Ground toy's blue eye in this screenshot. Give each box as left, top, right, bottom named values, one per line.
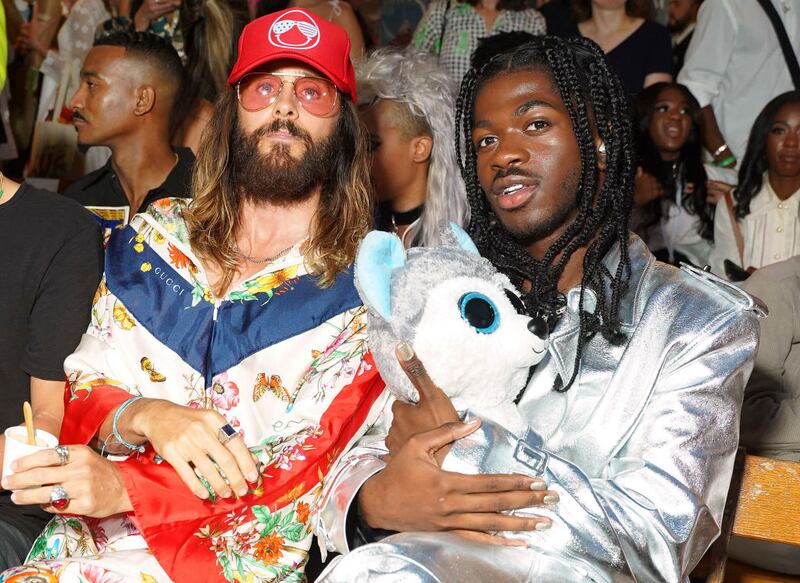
left=459, top=292, right=500, bottom=334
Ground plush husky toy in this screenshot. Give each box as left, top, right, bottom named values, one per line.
left=316, top=227, right=588, bottom=581
left=354, top=223, right=549, bottom=424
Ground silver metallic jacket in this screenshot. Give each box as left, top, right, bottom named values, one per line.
left=314, top=236, right=763, bottom=583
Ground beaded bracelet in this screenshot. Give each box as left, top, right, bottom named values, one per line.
left=714, top=154, right=737, bottom=168
left=111, top=395, right=146, bottom=453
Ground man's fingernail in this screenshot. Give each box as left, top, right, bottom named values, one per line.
left=222, top=490, right=232, bottom=499
left=530, top=480, right=546, bottom=491
left=238, top=487, right=248, bottom=497
left=247, top=472, right=258, bottom=483
left=464, top=419, right=480, bottom=426
left=10, top=492, right=18, bottom=504
left=543, top=493, right=560, bottom=505
left=396, top=342, right=414, bottom=361
left=535, top=521, right=552, bottom=531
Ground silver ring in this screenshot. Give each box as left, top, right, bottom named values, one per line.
left=217, top=423, right=239, bottom=445
left=54, top=445, right=70, bottom=466
left=49, top=485, right=70, bottom=510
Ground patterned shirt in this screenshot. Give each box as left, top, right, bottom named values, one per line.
left=413, top=1, right=546, bottom=82
left=0, top=198, right=387, bottom=583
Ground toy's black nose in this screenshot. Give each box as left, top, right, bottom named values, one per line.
left=528, top=316, right=549, bottom=340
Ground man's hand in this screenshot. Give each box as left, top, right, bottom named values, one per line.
left=2, top=445, right=132, bottom=518
left=15, top=22, right=48, bottom=57
left=366, top=343, right=557, bottom=545
left=133, top=0, right=181, bottom=32
left=706, top=179, right=733, bottom=205
left=386, top=342, right=459, bottom=461
left=130, top=400, right=259, bottom=500
left=360, top=422, right=555, bottom=545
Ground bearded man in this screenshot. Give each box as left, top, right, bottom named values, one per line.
left=0, top=9, right=386, bottom=583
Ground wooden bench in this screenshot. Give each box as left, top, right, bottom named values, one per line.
left=700, top=453, right=800, bottom=583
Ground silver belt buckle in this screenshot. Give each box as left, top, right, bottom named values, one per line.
left=514, top=439, right=549, bottom=475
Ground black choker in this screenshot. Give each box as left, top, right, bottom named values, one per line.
left=391, top=205, right=424, bottom=226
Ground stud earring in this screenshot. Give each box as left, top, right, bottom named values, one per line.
left=598, top=142, right=606, bottom=154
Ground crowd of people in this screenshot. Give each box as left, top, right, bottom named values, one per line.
left=0, top=0, right=798, bottom=581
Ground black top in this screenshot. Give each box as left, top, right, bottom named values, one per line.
left=605, top=20, right=673, bottom=98
left=0, top=184, right=103, bottom=431
left=64, top=147, right=195, bottom=214
left=0, top=185, right=102, bottom=549
left=540, top=0, right=579, bottom=38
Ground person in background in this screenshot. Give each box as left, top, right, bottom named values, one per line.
left=16, top=0, right=120, bottom=119
left=574, top=0, right=672, bottom=97
left=16, top=0, right=123, bottom=177
left=632, top=82, right=713, bottom=266
left=539, top=0, right=579, bottom=37
left=64, top=31, right=194, bottom=240
left=678, top=0, right=800, bottom=167
left=666, top=0, right=701, bottom=75
left=129, top=0, right=250, bottom=151
left=255, top=0, right=367, bottom=62
left=709, top=91, right=800, bottom=278
left=413, top=0, right=545, bottom=83
left=0, top=175, right=103, bottom=569
left=357, top=47, right=468, bottom=247
left=0, top=9, right=384, bottom=582
left=470, top=29, right=536, bottom=69
left=734, top=257, right=800, bottom=574
left=740, top=257, right=800, bottom=465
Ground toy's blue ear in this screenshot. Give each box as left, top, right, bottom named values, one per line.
left=447, top=222, right=479, bottom=256
left=354, top=231, right=406, bottom=321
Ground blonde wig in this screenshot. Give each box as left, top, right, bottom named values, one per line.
left=358, top=47, right=469, bottom=247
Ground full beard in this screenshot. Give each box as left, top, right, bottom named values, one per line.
left=230, top=118, right=337, bottom=206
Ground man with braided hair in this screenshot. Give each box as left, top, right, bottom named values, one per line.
left=315, top=36, right=763, bottom=582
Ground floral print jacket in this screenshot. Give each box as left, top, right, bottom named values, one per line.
left=2, top=198, right=387, bottom=583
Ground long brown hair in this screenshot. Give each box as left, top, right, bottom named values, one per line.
left=184, top=89, right=373, bottom=296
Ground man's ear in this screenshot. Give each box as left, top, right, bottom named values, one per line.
left=134, top=86, right=156, bottom=116
left=596, top=140, right=607, bottom=172
left=410, top=135, right=433, bottom=164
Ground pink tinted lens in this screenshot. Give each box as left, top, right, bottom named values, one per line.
left=238, top=74, right=282, bottom=112
left=238, top=74, right=337, bottom=116
left=292, top=77, right=337, bottom=116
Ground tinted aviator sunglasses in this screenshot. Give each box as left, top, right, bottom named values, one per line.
left=236, top=72, right=339, bottom=117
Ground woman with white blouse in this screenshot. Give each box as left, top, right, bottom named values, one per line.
left=710, top=91, right=800, bottom=279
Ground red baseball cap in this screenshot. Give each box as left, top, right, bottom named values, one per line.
left=228, top=8, right=357, bottom=102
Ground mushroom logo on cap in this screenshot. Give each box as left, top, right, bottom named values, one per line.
left=268, top=9, right=321, bottom=50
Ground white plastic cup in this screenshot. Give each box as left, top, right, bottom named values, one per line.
left=2, top=426, right=58, bottom=481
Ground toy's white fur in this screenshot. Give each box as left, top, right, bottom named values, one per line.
left=355, top=225, right=548, bottom=422
left=414, top=276, right=545, bottom=414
